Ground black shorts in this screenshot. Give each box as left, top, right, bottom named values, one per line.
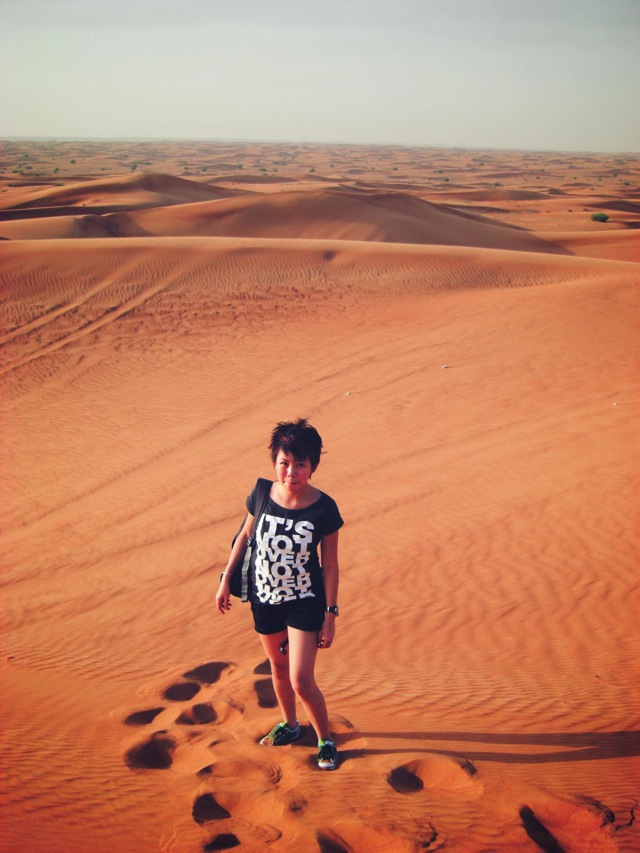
left=251, top=596, right=326, bottom=635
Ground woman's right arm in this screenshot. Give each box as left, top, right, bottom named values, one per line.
left=215, top=512, right=254, bottom=615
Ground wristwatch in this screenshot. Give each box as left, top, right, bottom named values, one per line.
left=325, top=605, right=339, bottom=616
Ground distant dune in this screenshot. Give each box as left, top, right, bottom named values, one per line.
left=0, top=172, right=242, bottom=215
left=432, top=188, right=552, bottom=202
left=125, top=189, right=570, bottom=252
left=0, top=183, right=569, bottom=254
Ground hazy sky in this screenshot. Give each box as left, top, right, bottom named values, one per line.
left=1, top=0, right=638, bottom=152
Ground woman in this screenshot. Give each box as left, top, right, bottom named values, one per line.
left=216, top=419, right=343, bottom=770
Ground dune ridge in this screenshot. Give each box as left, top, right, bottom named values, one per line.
left=0, top=172, right=242, bottom=211
left=0, top=186, right=567, bottom=253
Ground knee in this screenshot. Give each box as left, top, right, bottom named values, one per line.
left=270, top=659, right=290, bottom=682
left=290, top=671, right=317, bottom=701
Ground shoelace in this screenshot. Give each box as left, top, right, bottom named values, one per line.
left=272, top=722, right=298, bottom=742
left=318, top=743, right=336, bottom=761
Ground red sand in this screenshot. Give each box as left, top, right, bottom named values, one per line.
left=1, top=141, right=639, bottom=852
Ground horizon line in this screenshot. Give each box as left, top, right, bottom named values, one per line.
left=1, top=136, right=638, bottom=157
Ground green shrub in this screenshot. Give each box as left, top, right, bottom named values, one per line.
left=591, top=212, right=609, bottom=222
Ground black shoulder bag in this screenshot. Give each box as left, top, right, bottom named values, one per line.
left=222, top=477, right=272, bottom=602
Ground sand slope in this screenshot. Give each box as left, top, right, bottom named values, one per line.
left=1, top=142, right=639, bottom=853
left=105, top=190, right=570, bottom=252
left=0, top=185, right=566, bottom=254
left=0, top=172, right=241, bottom=211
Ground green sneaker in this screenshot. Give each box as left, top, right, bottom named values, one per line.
left=259, top=721, right=301, bottom=746
left=317, top=740, right=338, bottom=770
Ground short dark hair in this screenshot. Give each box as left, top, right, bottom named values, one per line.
left=269, top=418, right=323, bottom=471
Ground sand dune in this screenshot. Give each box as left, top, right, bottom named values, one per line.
left=428, top=189, right=552, bottom=202
left=0, top=185, right=569, bottom=254
left=539, top=229, right=640, bottom=262
left=593, top=200, right=640, bottom=215
left=0, top=172, right=241, bottom=216
left=122, top=190, right=572, bottom=252
left=1, top=141, right=639, bottom=853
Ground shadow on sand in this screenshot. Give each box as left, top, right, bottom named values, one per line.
left=345, top=729, right=640, bottom=764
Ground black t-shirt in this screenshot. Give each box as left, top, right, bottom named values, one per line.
left=246, top=483, right=344, bottom=605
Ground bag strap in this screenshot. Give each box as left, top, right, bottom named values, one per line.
left=240, top=477, right=272, bottom=601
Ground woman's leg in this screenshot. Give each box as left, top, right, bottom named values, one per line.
left=287, top=627, right=331, bottom=741
left=258, top=630, right=297, bottom=728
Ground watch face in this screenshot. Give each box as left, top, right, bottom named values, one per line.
left=327, top=606, right=339, bottom=614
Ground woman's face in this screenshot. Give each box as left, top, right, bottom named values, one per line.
left=274, top=449, right=313, bottom=493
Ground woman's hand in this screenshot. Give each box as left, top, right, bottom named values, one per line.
left=216, top=514, right=253, bottom=615
left=216, top=576, right=233, bottom=615
left=318, top=615, right=336, bottom=649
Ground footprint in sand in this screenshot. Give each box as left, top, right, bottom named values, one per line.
left=253, top=658, right=279, bottom=708
left=119, top=659, right=375, bottom=850
left=192, top=793, right=232, bottom=823
left=386, top=755, right=483, bottom=799
left=519, top=795, right=627, bottom=852
left=253, top=678, right=278, bottom=709
left=123, top=707, right=164, bottom=726
left=162, top=681, right=201, bottom=702
left=310, top=754, right=478, bottom=851
left=125, top=731, right=177, bottom=770
left=253, top=659, right=271, bottom=676
left=202, top=834, right=242, bottom=852
left=120, top=665, right=629, bottom=853
left=318, top=821, right=443, bottom=853
left=119, top=660, right=241, bottom=771
left=192, top=713, right=367, bottom=850
left=176, top=703, right=218, bottom=725
left=183, top=662, right=233, bottom=684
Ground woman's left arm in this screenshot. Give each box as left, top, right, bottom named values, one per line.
left=319, top=530, right=340, bottom=649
